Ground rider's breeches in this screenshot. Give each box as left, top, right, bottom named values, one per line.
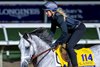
left=66, top=23, right=86, bottom=66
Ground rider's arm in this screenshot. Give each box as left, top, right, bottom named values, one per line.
left=53, top=15, right=68, bottom=46
left=50, top=21, right=56, bottom=37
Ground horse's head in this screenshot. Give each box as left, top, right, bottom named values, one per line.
left=18, top=32, right=37, bottom=67
left=18, top=28, right=53, bottom=67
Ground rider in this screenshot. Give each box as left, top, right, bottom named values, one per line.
left=44, top=1, right=86, bottom=67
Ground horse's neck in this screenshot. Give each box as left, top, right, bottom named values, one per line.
left=32, top=35, right=50, bottom=54
left=31, top=35, right=56, bottom=67
left=38, top=50, right=55, bottom=67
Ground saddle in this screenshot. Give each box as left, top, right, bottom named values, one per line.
left=54, top=44, right=72, bottom=67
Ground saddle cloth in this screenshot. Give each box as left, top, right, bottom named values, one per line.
left=54, top=45, right=95, bottom=67
left=75, top=48, right=95, bottom=66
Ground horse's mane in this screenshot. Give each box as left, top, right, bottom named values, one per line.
left=23, top=28, right=53, bottom=45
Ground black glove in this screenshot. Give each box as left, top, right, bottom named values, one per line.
left=50, top=42, right=58, bottom=49
left=50, top=44, right=55, bottom=49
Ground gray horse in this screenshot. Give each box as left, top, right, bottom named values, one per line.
left=18, top=28, right=100, bottom=67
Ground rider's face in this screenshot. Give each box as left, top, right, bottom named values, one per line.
left=45, top=10, right=52, bottom=17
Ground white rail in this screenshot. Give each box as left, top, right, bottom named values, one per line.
left=0, top=23, right=100, bottom=45
left=1, top=23, right=100, bottom=28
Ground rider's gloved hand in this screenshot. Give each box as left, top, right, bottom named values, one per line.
left=50, top=42, right=58, bottom=49
left=50, top=44, right=55, bottom=49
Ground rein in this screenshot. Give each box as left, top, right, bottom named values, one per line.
left=32, top=48, right=51, bottom=60
left=32, top=48, right=52, bottom=66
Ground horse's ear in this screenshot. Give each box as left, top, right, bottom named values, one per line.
left=19, top=32, right=23, bottom=38
left=23, top=33, right=28, bottom=40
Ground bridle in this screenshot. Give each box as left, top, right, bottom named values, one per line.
left=26, top=35, right=52, bottom=66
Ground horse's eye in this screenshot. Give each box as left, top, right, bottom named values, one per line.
left=25, top=47, right=30, bottom=49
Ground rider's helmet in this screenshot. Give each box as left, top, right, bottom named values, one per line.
left=44, top=1, right=58, bottom=11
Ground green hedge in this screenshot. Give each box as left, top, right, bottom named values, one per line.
left=0, top=28, right=98, bottom=40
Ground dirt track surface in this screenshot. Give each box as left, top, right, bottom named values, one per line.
left=3, top=61, right=33, bottom=67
